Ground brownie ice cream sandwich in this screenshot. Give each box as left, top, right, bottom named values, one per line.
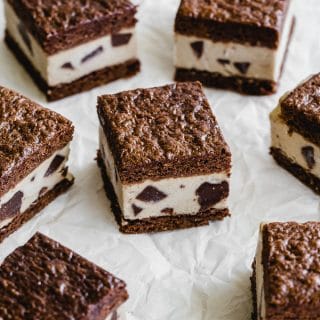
left=252, top=222, right=320, bottom=320
left=0, top=232, right=128, bottom=319
left=0, top=86, right=74, bottom=243
left=174, top=0, right=295, bottom=95
left=4, top=0, right=140, bottom=101
left=97, top=81, right=232, bottom=233
left=270, top=73, right=320, bottom=194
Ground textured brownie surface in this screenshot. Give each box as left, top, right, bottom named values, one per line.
left=97, top=82, right=231, bottom=183
left=281, top=73, right=320, bottom=145
left=97, top=151, right=229, bottom=234
left=0, top=86, right=73, bottom=196
left=0, top=233, right=128, bottom=319
left=175, top=0, right=290, bottom=48
left=263, top=222, right=320, bottom=317
left=8, top=0, right=137, bottom=54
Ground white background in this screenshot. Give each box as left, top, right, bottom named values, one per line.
left=0, top=1, right=319, bottom=319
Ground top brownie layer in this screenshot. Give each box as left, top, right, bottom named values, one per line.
left=262, top=222, right=320, bottom=317
left=8, top=0, right=137, bottom=54
left=281, top=73, right=320, bottom=146
left=0, top=232, right=128, bottom=319
left=0, top=86, right=73, bottom=197
left=97, top=81, right=231, bottom=184
left=175, top=0, right=290, bottom=48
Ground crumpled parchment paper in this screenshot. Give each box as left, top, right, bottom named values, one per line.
left=0, top=1, right=319, bottom=319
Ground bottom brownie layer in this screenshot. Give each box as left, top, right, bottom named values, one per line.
left=0, top=178, right=74, bottom=243
left=251, top=260, right=258, bottom=320
left=5, top=31, right=141, bottom=102
left=175, top=69, right=277, bottom=95
left=97, top=151, right=229, bottom=234
left=271, top=147, right=320, bottom=195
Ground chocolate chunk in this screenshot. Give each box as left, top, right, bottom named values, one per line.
left=61, top=167, right=68, bottom=177
left=132, top=204, right=143, bottom=216
left=217, top=59, right=230, bottom=65
left=196, top=181, right=229, bottom=210
left=81, top=46, right=104, bottom=64
left=180, top=185, right=185, bottom=189
left=39, top=187, right=48, bottom=197
left=190, top=41, right=204, bottom=58
left=61, top=62, right=74, bottom=70
left=44, top=155, right=65, bottom=177
left=111, top=33, right=132, bottom=47
left=18, top=22, right=33, bottom=55
left=301, top=146, right=315, bottom=169
left=0, top=191, right=23, bottom=220
left=161, top=208, right=174, bottom=215
left=234, top=62, right=250, bottom=75
left=136, top=186, right=167, bottom=202
left=31, top=176, right=35, bottom=182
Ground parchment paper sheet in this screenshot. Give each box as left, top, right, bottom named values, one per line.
left=0, top=1, right=319, bottom=319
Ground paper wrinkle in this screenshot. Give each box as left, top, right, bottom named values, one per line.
left=0, top=1, right=320, bottom=319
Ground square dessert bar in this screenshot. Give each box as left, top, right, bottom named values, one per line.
left=252, top=222, right=320, bottom=320
left=97, top=81, right=232, bottom=233
left=174, top=0, right=295, bottom=95
left=0, top=233, right=128, bottom=319
left=0, top=86, right=74, bottom=243
left=270, top=73, right=320, bottom=194
left=4, top=0, right=140, bottom=101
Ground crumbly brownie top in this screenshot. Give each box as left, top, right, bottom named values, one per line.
left=0, top=233, right=128, bottom=319
left=98, top=82, right=231, bottom=183
left=178, top=0, right=287, bottom=28
left=281, top=73, right=320, bottom=126
left=8, top=0, right=137, bottom=54
left=175, top=0, right=290, bottom=48
left=263, top=222, right=320, bottom=309
left=0, top=86, right=73, bottom=196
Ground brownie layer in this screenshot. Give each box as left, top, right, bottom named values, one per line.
left=7, top=0, right=137, bottom=54
left=0, top=85, right=73, bottom=196
left=5, top=32, right=140, bottom=101
left=97, top=151, right=229, bottom=234
left=261, top=222, right=320, bottom=319
left=175, top=0, right=290, bottom=48
left=175, top=69, right=277, bottom=95
left=97, top=82, right=231, bottom=184
left=0, top=178, right=73, bottom=243
left=0, top=232, right=128, bottom=318
left=251, top=261, right=258, bottom=320
left=280, top=73, right=320, bottom=146
left=271, top=147, right=320, bottom=195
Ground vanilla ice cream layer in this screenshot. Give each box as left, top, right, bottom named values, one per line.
left=99, top=127, right=229, bottom=221
left=271, top=106, right=320, bottom=176
left=255, top=224, right=266, bottom=320
left=5, top=2, right=138, bottom=86
left=174, top=3, right=293, bottom=82
left=0, top=144, right=73, bottom=228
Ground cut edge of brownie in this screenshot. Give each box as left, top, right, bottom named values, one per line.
left=0, top=82, right=74, bottom=197
left=270, top=147, right=320, bottom=195
left=280, top=73, right=320, bottom=146
left=7, top=0, right=138, bottom=54
left=0, top=177, right=74, bottom=243
left=97, top=150, right=230, bottom=234
left=0, top=231, right=128, bottom=318
left=174, top=0, right=291, bottom=48
left=262, top=222, right=320, bottom=319
left=5, top=31, right=141, bottom=102
left=97, top=81, right=232, bottom=184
